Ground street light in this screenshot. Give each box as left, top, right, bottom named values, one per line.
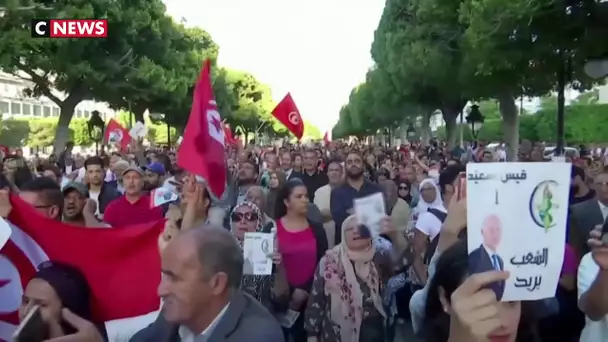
left=406, top=123, right=416, bottom=140
left=584, top=59, right=608, bottom=79
left=149, top=112, right=171, bottom=148
left=466, top=104, right=485, bottom=139
left=87, top=110, right=105, bottom=154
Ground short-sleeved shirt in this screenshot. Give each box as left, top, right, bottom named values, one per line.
left=103, top=194, right=163, bottom=227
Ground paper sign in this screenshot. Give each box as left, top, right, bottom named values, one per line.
left=354, top=192, right=386, bottom=237
left=466, top=162, right=569, bottom=301
left=0, top=217, right=10, bottom=250
left=129, top=121, right=147, bottom=139
left=243, top=232, right=274, bottom=275
left=150, top=188, right=178, bottom=208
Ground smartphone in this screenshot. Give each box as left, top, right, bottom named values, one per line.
left=12, top=305, right=48, bottom=342
left=456, top=172, right=467, bottom=201
left=358, top=225, right=372, bottom=239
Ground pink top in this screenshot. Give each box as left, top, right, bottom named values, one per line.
left=277, top=219, right=318, bottom=287
left=561, top=244, right=577, bottom=276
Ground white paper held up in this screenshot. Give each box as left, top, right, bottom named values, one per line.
left=129, top=121, right=147, bottom=139
left=150, top=188, right=178, bottom=208
left=243, top=232, right=274, bottom=276
left=466, top=162, right=570, bottom=301
left=354, top=192, right=385, bottom=237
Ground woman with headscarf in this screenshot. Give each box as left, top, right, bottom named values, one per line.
left=18, top=261, right=107, bottom=340
left=230, top=201, right=290, bottom=313
left=409, top=178, right=446, bottom=289
left=304, top=215, right=408, bottom=342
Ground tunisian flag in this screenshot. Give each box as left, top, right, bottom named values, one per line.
left=177, top=60, right=227, bottom=198
left=223, top=123, right=238, bottom=146
left=272, top=93, right=304, bottom=140
left=0, top=195, right=163, bottom=340
left=323, top=131, right=332, bottom=146
left=104, top=119, right=132, bottom=150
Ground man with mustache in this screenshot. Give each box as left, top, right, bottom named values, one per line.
left=62, top=182, right=108, bottom=227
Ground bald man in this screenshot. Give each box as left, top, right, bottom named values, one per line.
left=468, top=214, right=505, bottom=300
left=131, top=225, right=284, bottom=342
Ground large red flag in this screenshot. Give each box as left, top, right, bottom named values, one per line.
left=104, top=119, right=132, bottom=150
left=272, top=93, right=304, bottom=140
left=0, top=196, right=163, bottom=340
left=177, top=60, right=227, bottom=198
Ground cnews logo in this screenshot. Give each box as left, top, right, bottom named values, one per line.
left=31, top=19, right=108, bottom=38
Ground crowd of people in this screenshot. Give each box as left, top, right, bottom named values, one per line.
left=1, top=137, right=608, bottom=342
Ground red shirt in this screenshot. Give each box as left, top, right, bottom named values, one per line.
left=103, top=194, right=163, bottom=227
left=277, top=219, right=317, bottom=287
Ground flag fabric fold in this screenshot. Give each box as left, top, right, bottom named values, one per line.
left=177, top=59, right=227, bottom=198
left=0, top=195, right=164, bottom=340
left=323, top=131, right=332, bottom=146
left=272, top=93, right=304, bottom=140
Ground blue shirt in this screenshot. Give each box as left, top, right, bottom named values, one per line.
left=330, top=180, right=383, bottom=244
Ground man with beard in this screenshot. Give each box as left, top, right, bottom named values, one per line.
left=230, top=159, right=259, bottom=208
left=143, top=162, right=166, bottom=191
left=330, top=152, right=382, bottom=244
left=62, top=181, right=109, bottom=227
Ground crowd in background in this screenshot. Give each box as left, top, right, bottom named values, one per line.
left=1, top=137, right=608, bottom=342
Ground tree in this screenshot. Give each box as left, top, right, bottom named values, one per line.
left=0, top=0, right=175, bottom=153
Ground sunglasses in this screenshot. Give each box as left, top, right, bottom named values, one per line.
left=231, top=211, right=259, bottom=222
left=399, top=186, right=408, bottom=190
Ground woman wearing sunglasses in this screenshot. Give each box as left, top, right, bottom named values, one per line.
left=230, top=201, right=290, bottom=314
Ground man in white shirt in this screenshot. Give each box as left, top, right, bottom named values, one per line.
left=578, top=226, right=608, bottom=342
left=130, top=225, right=284, bottom=342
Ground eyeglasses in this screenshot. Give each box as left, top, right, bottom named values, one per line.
left=399, top=186, right=409, bottom=190
left=231, top=211, right=259, bottom=222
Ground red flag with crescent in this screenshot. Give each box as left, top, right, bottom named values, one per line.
left=103, top=119, right=132, bottom=150
left=271, top=93, right=304, bottom=140
left=177, top=59, right=227, bottom=198
left=0, top=195, right=164, bottom=340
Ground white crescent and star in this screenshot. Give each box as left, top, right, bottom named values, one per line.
left=288, top=111, right=300, bottom=126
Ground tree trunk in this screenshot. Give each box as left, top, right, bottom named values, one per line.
left=442, top=110, right=459, bottom=149
left=420, top=112, right=431, bottom=145
left=52, top=101, right=79, bottom=155
left=399, top=117, right=408, bottom=143
left=497, top=94, right=519, bottom=161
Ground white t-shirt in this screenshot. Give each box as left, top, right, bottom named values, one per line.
left=75, top=167, right=86, bottom=183
left=578, top=252, right=608, bottom=342
left=89, top=190, right=101, bottom=217
left=414, top=211, right=443, bottom=240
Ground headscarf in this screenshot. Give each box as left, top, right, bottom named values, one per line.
left=231, top=202, right=275, bottom=311
left=230, top=201, right=263, bottom=238
left=415, top=178, right=445, bottom=214
left=322, top=215, right=386, bottom=342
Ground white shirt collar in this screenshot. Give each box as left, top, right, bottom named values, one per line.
left=178, top=303, right=230, bottom=342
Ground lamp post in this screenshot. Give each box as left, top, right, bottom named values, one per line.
left=406, top=123, right=416, bottom=141
left=87, top=110, right=105, bottom=155
left=149, top=112, right=171, bottom=148
left=466, top=104, right=485, bottom=140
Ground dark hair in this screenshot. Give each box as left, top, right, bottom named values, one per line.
left=34, top=262, right=103, bottom=336
left=84, top=156, right=104, bottom=170
left=43, top=164, right=62, bottom=179
left=241, top=159, right=259, bottom=174
left=423, top=240, right=539, bottom=342
left=194, top=225, right=243, bottom=289
left=20, top=177, right=63, bottom=215
left=274, top=178, right=307, bottom=218
left=13, top=166, right=34, bottom=189
left=438, top=164, right=465, bottom=195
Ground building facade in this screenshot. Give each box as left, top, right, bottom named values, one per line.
left=0, top=71, right=114, bottom=120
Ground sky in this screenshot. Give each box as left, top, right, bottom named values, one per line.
left=163, top=0, right=386, bottom=132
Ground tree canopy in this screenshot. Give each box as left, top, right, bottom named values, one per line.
left=0, top=0, right=309, bottom=152
left=333, top=0, right=608, bottom=156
